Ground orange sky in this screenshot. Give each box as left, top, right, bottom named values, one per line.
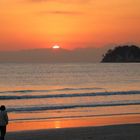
left=0, top=0, right=140, bottom=50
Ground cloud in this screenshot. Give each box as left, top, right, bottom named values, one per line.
left=29, top=0, right=47, bottom=1
left=39, top=10, right=83, bottom=16
left=28, top=0, right=90, bottom=4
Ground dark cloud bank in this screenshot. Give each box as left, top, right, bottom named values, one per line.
left=0, top=48, right=107, bottom=63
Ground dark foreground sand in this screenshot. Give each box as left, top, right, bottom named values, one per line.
left=7, top=123, right=140, bottom=140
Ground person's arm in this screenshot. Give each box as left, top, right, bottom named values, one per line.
left=5, top=112, right=9, bottom=125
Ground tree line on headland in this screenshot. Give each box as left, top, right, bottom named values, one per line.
left=101, top=45, right=140, bottom=63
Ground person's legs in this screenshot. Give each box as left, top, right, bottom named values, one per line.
left=1, top=126, right=6, bottom=140
left=0, top=126, right=2, bottom=140
left=0, top=126, right=1, bottom=140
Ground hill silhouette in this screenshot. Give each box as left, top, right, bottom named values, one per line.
left=101, top=45, right=140, bottom=63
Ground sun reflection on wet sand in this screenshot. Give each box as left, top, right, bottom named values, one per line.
left=54, top=121, right=61, bottom=129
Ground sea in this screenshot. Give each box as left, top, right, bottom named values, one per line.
left=0, top=63, right=140, bottom=122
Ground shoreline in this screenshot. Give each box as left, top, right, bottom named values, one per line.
left=7, top=123, right=140, bottom=140
left=7, top=114, right=140, bottom=132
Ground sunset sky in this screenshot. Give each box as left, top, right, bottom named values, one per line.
left=0, top=0, right=140, bottom=51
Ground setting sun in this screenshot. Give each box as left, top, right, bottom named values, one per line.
left=52, top=45, right=60, bottom=49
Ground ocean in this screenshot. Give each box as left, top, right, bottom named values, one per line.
left=0, top=63, right=140, bottom=122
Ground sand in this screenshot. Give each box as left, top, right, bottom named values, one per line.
left=7, top=123, right=140, bottom=140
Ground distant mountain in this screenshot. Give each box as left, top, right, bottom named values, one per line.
left=0, top=47, right=106, bottom=63
left=101, top=45, right=140, bottom=63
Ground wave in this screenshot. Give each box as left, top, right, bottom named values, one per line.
left=0, top=90, right=140, bottom=100
left=7, top=101, right=140, bottom=113
left=0, top=87, right=104, bottom=94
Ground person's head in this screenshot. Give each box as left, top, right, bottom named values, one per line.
left=0, top=105, right=6, bottom=111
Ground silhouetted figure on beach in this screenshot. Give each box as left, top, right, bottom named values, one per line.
left=0, top=105, right=8, bottom=140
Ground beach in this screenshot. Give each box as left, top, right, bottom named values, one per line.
left=6, top=114, right=140, bottom=140
left=7, top=123, right=140, bottom=140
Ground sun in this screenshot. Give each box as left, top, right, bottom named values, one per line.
left=52, top=45, right=60, bottom=49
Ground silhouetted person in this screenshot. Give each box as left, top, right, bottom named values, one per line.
left=0, top=105, right=8, bottom=140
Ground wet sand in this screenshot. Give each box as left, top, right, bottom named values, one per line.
left=7, top=123, right=140, bottom=140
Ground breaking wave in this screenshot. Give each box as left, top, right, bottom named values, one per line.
left=7, top=100, right=140, bottom=113
left=0, top=90, right=140, bottom=100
